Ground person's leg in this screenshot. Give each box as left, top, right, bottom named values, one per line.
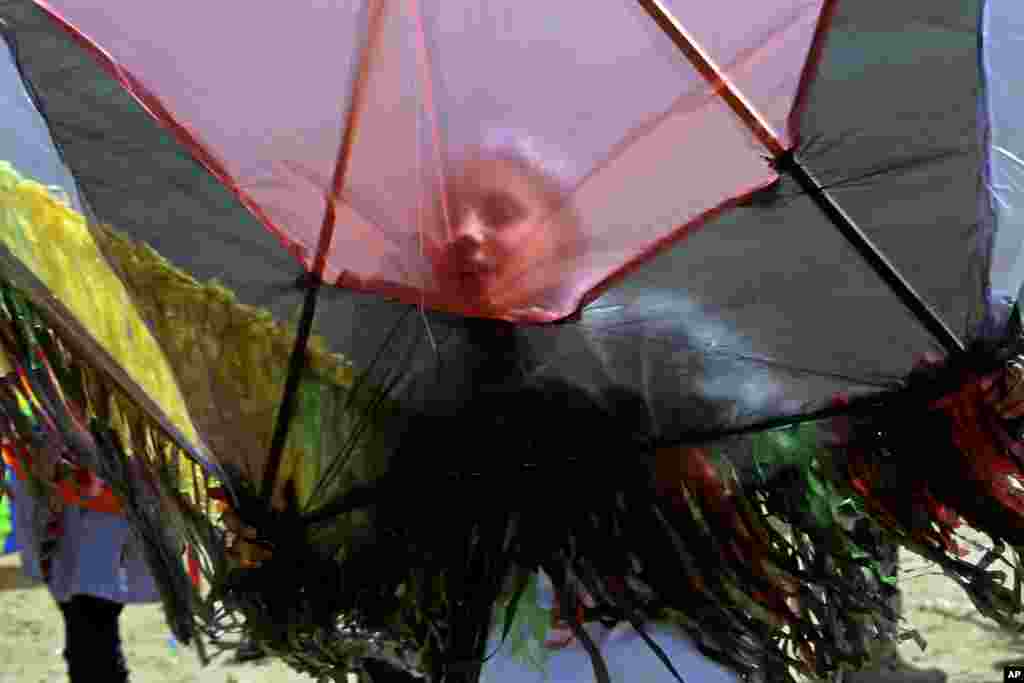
left=58, top=594, right=129, bottom=683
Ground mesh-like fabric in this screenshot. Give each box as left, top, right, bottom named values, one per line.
left=90, top=222, right=391, bottom=515
left=0, top=161, right=199, bottom=450
left=0, top=158, right=386, bottom=529
left=0, top=161, right=208, bottom=499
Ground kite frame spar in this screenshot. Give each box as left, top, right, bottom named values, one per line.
left=637, top=0, right=966, bottom=356
left=259, top=0, right=971, bottom=499
left=261, top=0, right=970, bottom=495
left=25, top=0, right=971, bottom=500
left=260, top=1, right=388, bottom=504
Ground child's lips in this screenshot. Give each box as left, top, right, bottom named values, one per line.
left=455, top=250, right=496, bottom=273
left=458, top=269, right=494, bottom=296
left=455, top=256, right=498, bottom=283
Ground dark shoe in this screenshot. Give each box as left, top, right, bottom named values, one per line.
left=63, top=647, right=129, bottom=683
left=60, top=595, right=129, bottom=683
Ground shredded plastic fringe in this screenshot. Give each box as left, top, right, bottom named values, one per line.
left=827, top=340, right=1024, bottom=634
left=7, top=158, right=1024, bottom=683
left=0, top=281, right=214, bottom=657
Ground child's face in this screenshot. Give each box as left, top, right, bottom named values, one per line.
left=432, top=155, right=568, bottom=312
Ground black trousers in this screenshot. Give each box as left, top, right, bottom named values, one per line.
left=58, top=594, right=129, bottom=683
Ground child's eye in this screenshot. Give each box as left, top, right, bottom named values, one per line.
left=480, top=192, right=526, bottom=228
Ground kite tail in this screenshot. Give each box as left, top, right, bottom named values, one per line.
left=826, top=339, right=1024, bottom=632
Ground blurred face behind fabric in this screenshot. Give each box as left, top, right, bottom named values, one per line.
left=428, top=152, right=580, bottom=318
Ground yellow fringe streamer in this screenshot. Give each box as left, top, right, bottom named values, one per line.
left=0, top=160, right=365, bottom=510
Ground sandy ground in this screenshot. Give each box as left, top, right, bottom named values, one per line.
left=1, top=532, right=1022, bottom=683
left=0, top=553, right=311, bottom=683
left=891, top=532, right=1024, bottom=683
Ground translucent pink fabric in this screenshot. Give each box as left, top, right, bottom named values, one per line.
left=34, top=0, right=828, bottom=321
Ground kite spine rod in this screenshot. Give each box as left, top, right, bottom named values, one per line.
left=259, top=0, right=384, bottom=504
left=260, top=273, right=320, bottom=504
left=636, top=0, right=965, bottom=355
left=776, top=151, right=966, bottom=354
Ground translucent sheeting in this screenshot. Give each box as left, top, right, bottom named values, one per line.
left=0, top=25, right=81, bottom=210
left=980, top=0, right=1024, bottom=329
left=2, top=0, right=985, bottom=457
left=30, top=0, right=827, bottom=321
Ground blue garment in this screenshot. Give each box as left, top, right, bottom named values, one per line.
left=10, top=477, right=159, bottom=604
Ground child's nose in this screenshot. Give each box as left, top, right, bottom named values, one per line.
left=454, top=211, right=487, bottom=247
